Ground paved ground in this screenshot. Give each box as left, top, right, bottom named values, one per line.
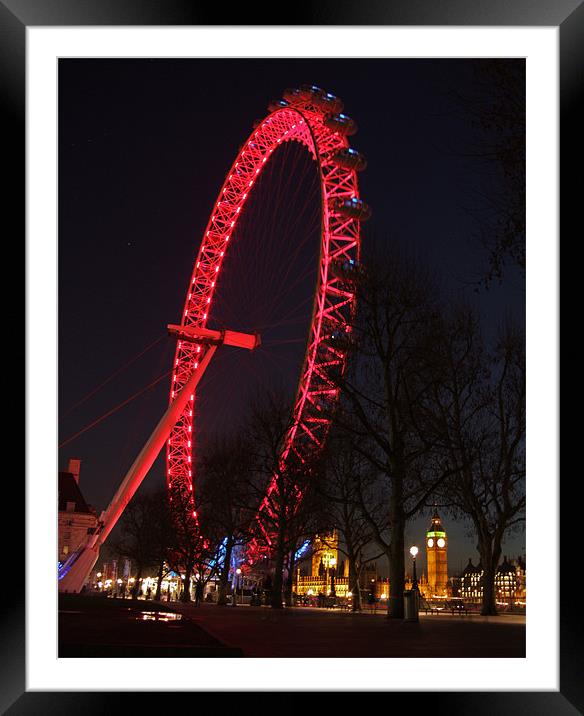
left=58, top=595, right=242, bottom=657
left=168, top=603, right=526, bottom=658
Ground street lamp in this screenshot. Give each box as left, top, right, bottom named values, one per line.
left=410, top=546, right=419, bottom=592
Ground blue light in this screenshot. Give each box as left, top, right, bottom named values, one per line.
left=295, top=540, right=311, bottom=561
left=207, top=536, right=229, bottom=570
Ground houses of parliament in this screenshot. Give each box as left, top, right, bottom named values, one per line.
left=294, top=509, right=526, bottom=603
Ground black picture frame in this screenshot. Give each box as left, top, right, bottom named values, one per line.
left=6, top=0, right=575, bottom=711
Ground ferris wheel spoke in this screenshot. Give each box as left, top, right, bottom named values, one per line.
left=167, top=87, right=370, bottom=553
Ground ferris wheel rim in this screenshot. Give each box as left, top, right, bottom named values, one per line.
left=166, top=98, right=364, bottom=504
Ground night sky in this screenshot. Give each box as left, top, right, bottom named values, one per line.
left=58, top=59, right=525, bottom=575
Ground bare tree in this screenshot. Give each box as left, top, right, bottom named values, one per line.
left=147, top=488, right=175, bottom=601
left=247, top=392, right=323, bottom=609
left=420, top=306, right=526, bottom=614
left=331, top=248, right=459, bottom=618
left=317, top=433, right=381, bottom=611
left=113, top=489, right=169, bottom=599
left=166, top=485, right=215, bottom=603
left=197, top=435, right=258, bottom=605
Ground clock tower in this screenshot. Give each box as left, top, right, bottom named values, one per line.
left=426, top=509, right=448, bottom=596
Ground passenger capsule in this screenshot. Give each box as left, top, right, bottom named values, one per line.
left=329, top=197, right=372, bottom=221
left=298, top=84, right=325, bottom=102
left=332, top=148, right=367, bottom=172
left=323, top=113, right=358, bottom=136
left=282, top=88, right=303, bottom=104
left=314, top=92, right=344, bottom=115
left=268, top=99, right=289, bottom=112
left=328, top=258, right=362, bottom=282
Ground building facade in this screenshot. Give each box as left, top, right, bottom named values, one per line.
left=460, top=555, right=526, bottom=604
left=58, top=459, right=98, bottom=566
left=293, top=511, right=525, bottom=606
left=295, top=531, right=350, bottom=598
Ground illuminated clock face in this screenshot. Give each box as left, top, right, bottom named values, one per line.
left=437, top=538, right=446, bottom=548
left=427, top=538, right=434, bottom=548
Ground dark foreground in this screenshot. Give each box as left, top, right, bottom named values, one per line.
left=170, top=603, right=525, bottom=658
left=59, top=596, right=525, bottom=658
left=58, top=595, right=242, bottom=657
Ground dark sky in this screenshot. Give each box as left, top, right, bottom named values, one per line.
left=58, top=59, right=525, bottom=575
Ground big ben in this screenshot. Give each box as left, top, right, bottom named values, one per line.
left=426, top=509, right=448, bottom=596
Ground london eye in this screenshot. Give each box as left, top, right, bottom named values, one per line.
left=58, top=84, right=370, bottom=591
left=167, top=85, right=370, bottom=518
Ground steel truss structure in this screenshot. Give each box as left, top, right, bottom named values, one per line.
left=167, top=86, right=369, bottom=549
left=58, top=86, right=370, bottom=592
left=58, top=325, right=262, bottom=592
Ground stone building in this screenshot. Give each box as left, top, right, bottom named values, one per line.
left=293, top=510, right=526, bottom=606
left=295, top=531, right=350, bottom=598
left=58, top=459, right=98, bottom=566
left=460, top=555, right=526, bottom=604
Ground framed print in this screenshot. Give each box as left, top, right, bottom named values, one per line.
left=4, top=0, right=577, bottom=710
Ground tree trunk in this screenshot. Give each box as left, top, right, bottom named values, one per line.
left=481, top=565, right=498, bottom=615
left=284, top=551, right=296, bottom=607
left=181, top=561, right=194, bottom=603
left=387, top=477, right=406, bottom=618
left=348, top=554, right=362, bottom=611
left=132, top=565, right=142, bottom=599
left=217, top=538, right=234, bottom=606
left=478, top=539, right=500, bottom=615
left=270, top=541, right=286, bottom=609
left=387, top=542, right=405, bottom=618
left=154, top=561, right=164, bottom=601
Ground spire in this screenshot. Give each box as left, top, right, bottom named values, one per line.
left=427, top=505, right=444, bottom=533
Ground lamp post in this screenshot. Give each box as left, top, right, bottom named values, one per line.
left=404, top=546, right=420, bottom=623
left=235, top=568, right=242, bottom=606
left=410, top=546, right=419, bottom=592
left=329, top=558, right=337, bottom=600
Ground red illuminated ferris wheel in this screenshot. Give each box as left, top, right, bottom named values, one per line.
left=58, top=85, right=371, bottom=593
left=166, top=84, right=370, bottom=509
